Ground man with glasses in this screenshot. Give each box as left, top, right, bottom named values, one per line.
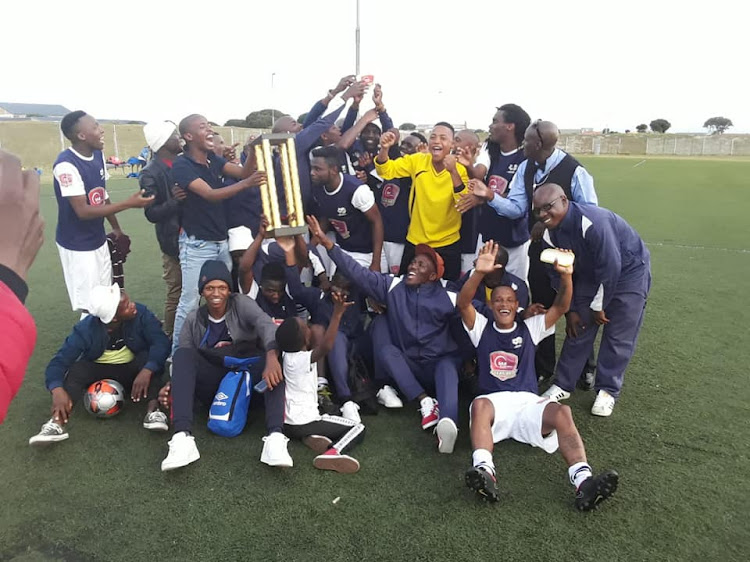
left=532, top=184, right=651, bottom=417
left=468, top=120, right=597, bottom=385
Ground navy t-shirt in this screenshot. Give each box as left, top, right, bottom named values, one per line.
left=173, top=152, right=229, bottom=241
left=479, top=148, right=528, bottom=248
left=313, top=174, right=373, bottom=254
left=465, top=313, right=553, bottom=395
left=376, top=177, right=411, bottom=244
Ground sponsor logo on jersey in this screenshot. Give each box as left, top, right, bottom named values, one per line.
left=88, top=187, right=106, bottom=206
left=381, top=183, right=400, bottom=207
left=329, top=218, right=351, bottom=239
left=488, top=175, right=508, bottom=196
left=507, top=163, right=519, bottom=175
left=512, top=336, right=523, bottom=349
left=337, top=206, right=347, bottom=217
left=489, top=351, right=518, bottom=381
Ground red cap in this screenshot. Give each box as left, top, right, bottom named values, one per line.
left=414, top=244, right=445, bottom=279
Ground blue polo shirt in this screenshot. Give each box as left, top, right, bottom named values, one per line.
left=173, top=152, right=229, bottom=241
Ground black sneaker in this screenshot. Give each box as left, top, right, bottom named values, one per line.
left=465, top=466, right=499, bottom=503
left=575, top=470, right=619, bottom=511
left=577, top=365, right=596, bottom=391
left=318, top=386, right=340, bottom=416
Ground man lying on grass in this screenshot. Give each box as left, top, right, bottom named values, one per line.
left=458, top=240, right=618, bottom=510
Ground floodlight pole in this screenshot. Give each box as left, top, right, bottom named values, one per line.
left=355, top=0, right=360, bottom=76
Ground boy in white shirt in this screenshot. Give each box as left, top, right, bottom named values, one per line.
left=275, top=289, right=366, bottom=473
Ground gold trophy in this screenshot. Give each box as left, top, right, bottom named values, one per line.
left=251, top=133, right=308, bottom=237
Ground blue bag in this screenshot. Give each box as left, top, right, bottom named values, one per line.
left=207, top=356, right=261, bottom=437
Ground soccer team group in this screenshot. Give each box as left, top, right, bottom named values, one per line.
left=29, top=75, right=651, bottom=510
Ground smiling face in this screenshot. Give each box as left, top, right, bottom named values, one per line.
left=428, top=125, right=454, bottom=163
left=113, top=292, right=137, bottom=322
left=405, top=254, right=437, bottom=286
left=77, top=114, right=105, bottom=151
left=183, top=115, right=215, bottom=152
left=490, top=286, right=518, bottom=329
left=533, top=185, right=569, bottom=230
left=202, top=280, right=230, bottom=314
left=360, top=123, right=381, bottom=153
left=400, top=135, right=420, bottom=156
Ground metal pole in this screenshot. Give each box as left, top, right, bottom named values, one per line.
left=355, top=0, right=360, bottom=76
left=113, top=124, right=119, bottom=159
left=271, top=73, right=276, bottom=128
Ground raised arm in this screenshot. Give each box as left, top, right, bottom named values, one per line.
left=304, top=75, right=356, bottom=128
left=238, top=216, right=268, bottom=293
left=544, top=253, right=574, bottom=330
left=222, top=145, right=258, bottom=180
left=310, top=292, right=354, bottom=364
left=337, top=108, right=379, bottom=151
left=458, top=241, right=503, bottom=330
left=374, top=131, right=413, bottom=179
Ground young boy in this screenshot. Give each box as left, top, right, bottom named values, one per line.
left=458, top=241, right=618, bottom=510
left=278, top=236, right=365, bottom=423
left=275, top=292, right=366, bottom=473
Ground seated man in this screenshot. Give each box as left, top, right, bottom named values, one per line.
left=160, top=260, right=287, bottom=471
left=29, top=284, right=170, bottom=445
left=279, top=236, right=366, bottom=423
left=458, top=241, right=618, bottom=510
left=307, top=215, right=461, bottom=454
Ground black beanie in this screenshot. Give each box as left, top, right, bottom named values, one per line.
left=198, top=260, right=233, bottom=293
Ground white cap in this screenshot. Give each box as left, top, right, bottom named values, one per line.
left=89, top=283, right=121, bottom=324
left=143, top=121, right=177, bottom=153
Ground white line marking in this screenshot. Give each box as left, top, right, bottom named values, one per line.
left=633, top=160, right=647, bottom=168
left=647, top=242, right=750, bottom=254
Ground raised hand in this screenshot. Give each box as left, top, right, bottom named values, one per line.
left=306, top=215, right=332, bottom=249
left=258, top=214, right=269, bottom=238
left=275, top=235, right=295, bottom=253
left=343, top=81, right=368, bottom=102
left=372, top=84, right=384, bottom=111
left=456, top=145, right=476, bottom=167
left=444, top=154, right=458, bottom=172
left=475, top=240, right=503, bottom=275
left=334, top=75, right=356, bottom=94
left=331, top=290, right=356, bottom=314
left=468, top=178, right=493, bottom=201
left=380, top=131, right=397, bottom=149
left=553, top=249, right=574, bottom=276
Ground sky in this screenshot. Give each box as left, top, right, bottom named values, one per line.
left=2, top=0, right=746, bottom=133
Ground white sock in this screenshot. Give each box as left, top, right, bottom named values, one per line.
left=569, top=462, right=593, bottom=488
left=317, top=377, right=329, bottom=389
left=472, top=449, right=495, bottom=475
left=420, top=396, right=435, bottom=409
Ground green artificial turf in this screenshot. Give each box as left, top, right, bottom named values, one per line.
left=1, top=156, right=748, bottom=561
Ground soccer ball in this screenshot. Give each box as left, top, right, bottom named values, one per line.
left=83, top=379, right=125, bottom=418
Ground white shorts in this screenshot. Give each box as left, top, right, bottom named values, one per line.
left=228, top=226, right=254, bottom=252
left=470, top=391, right=559, bottom=453
left=381, top=241, right=405, bottom=274
left=57, top=241, right=112, bottom=311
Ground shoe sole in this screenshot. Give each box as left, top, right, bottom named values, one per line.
left=465, top=468, right=499, bottom=503
left=303, top=435, right=333, bottom=454
left=161, top=452, right=200, bottom=472
left=143, top=422, right=169, bottom=431
left=377, top=398, right=404, bottom=408
left=590, top=406, right=614, bottom=417
left=261, top=457, right=293, bottom=468
left=29, top=434, right=69, bottom=447
left=575, top=471, right=619, bottom=511
left=436, top=421, right=457, bottom=454
left=313, top=455, right=360, bottom=474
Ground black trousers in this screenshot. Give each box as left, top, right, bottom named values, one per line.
left=171, top=346, right=286, bottom=435
left=284, top=415, right=365, bottom=455
left=63, top=351, right=162, bottom=404
left=399, top=240, right=462, bottom=282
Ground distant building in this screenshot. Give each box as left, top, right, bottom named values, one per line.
left=560, top=128, right=597, bottom=135
left=0, top=102, right=71, bottom=121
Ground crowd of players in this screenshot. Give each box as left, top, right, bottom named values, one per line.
left=25, top=75, right=652, bottom=510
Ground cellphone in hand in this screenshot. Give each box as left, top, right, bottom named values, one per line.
left=254, top=379, right=268, bottom=394
left=360, top=74, right=374, bottom=86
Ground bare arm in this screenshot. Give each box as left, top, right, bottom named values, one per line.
left=544, top=256, right=574, bottom=330
left=105, top=201, right=123, bottom=233
left=222, top=148, right=257, bottom=180
left=68, top=191, right=153, bottom=220
left=310, top=293, right=351, bottom=364
left=185, top=172, right=264, bottom=202
left=337, top=108, right=379, bottom=151
left=459, top=241, right=504, bottom=330
left=238, top=216, right=268, bottom=293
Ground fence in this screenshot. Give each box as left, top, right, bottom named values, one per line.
left=560, top=133, right=750, bottom=157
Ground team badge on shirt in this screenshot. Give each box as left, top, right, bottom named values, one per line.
left=489, top=351, right=518, bottom=381
left=59, top=173, right=74, bottom=188
left=337, top=207, right=347, bottom=217
left=507, top=163, right=519, bottom=174
left=381, top=183, right=400, bottom=207
left=511, top=336, right=523, bottom=349
left=88, top=187, right=106, bottom=206
left=329, top=219, right=351, bottom=239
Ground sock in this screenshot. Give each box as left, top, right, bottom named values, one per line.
left=472, top=449, right=495, bottom=475
left=569, top=462, right=593, bottom=488
left=317, top=377, right=329, bottom=390
left=420, top=396, right=435, bottom=409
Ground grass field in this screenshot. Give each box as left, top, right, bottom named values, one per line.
left=1, top=156, right=749, bottom=562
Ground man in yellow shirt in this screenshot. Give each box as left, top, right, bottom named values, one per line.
left=375, top=122, right=469, bottom=281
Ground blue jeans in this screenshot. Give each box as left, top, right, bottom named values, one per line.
left=171, top=232, right=231, bottom=354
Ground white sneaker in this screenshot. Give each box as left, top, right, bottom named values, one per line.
left=376, top=385, right=403, bottom=408
left=143, top=410, right=169, bottom=431
left=542, top=384, right=571, bottom=402
left=435, top=418, right=458, bottom=454
left=29, top=419, right=69, bottom=446
left=161, top=431, right=200, bottom=471
left=260, top=432, right=293, bottom=467
left=591, top=390, right=616, bottom=417
left=341, top=400, right=362, bottom=423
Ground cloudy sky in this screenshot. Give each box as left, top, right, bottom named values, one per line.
left=2, top=0, right=745, bottom=133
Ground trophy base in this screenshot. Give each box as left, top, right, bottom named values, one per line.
left=267, top=225, right=309, bottom=238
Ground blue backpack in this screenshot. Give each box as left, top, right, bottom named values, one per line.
left=207, top=356, right=261, bottom=437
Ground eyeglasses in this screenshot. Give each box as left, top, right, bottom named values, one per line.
left=534, top=197, right=560, bottom=216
